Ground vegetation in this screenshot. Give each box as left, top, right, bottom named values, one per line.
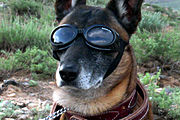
left=0, top=100, right=20, bottom=119
left=0, top=16, right=54, bottom=51
left=0, top=100, right=50, bottom=119
left=139, top=70, right=180, bottom=119
left=139, top=11, right=168, bottom=32
left=0, top=47, right=57, bottom=78
left=131, top=27, right=180, bottom=63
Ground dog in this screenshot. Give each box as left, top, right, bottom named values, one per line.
left=50, top=0, right=154, bottom=120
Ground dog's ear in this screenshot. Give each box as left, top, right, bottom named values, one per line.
left=106, top=0, right=143, bottom=34
left=55, top=0, right=86, bottom=22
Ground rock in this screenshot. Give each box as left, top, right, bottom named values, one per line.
left=14, top=109, right=25, bottom=115
left=155, top=88, right=163, bottom=93
left=0, top=100, right=11, bottom=107
left=29, top=93, right=36, bottom=97
left=22, top=107, right=29, bottom=111
left=17, top=114, right=29, bottom=120
left=16, top=102, right=26, bottom=108
left=4, top=118, right=15, bottom=120
left=28, top=103, right=38, bottom=109
left=21, top=82, right=29, bottom=86
left=7, top=93, right=16, bottom=97
left=24, top=78, right=30, bottom=81
left=49, top=81, right=56, bottom=85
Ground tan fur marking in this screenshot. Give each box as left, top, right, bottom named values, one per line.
left=88, top=75, right=130, bottom=115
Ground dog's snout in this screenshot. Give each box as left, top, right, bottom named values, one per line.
left=59, top=63, right=79, bottom=82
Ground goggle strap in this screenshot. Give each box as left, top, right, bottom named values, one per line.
left=53, top=51, right=60, bottom=61
left=103, top=40, right=128, bottom=79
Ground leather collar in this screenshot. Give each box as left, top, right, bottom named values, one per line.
left=51, top=80, right=149, bottom=120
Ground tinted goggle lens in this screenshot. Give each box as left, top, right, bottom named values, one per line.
left=51, top=25, right=77, bottom=46
left=86, top=27, right=114, bottom=46
left=53, top=27, right=75, bottom=44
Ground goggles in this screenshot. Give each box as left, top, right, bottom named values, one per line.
left=50, top=24, right=128, bottom=53
left=50, top=24, right=129, bottom=78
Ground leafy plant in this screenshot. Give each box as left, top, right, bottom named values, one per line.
left=130, top=28, right=180, bottom=63
left=29, top=80, right=38, bottom=87
left=0, top=100, right=20, bottom=119
left=139, top=70, right=180, bottom=119
left=0, top=47, right=57, bottom=78
left=0, top=100, right=51, bottom=119
left=139, top=11, right=168, bottom=32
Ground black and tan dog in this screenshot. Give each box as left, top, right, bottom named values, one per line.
left=50, top=0, right=153, bottom=120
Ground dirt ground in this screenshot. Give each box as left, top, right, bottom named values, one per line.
left=0, top=72, right=56, bottom=119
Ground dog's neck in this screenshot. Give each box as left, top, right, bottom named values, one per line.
left=53, top=46, right=137, bottom=116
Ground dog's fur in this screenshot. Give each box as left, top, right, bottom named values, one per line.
left=52, top=0, right=153, bottom=119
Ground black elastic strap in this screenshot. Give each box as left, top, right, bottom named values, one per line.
left=103, top=40, right=128, bottom=79
left=53, top=51, right=60, bottom=61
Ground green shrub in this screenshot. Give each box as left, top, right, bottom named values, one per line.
left=8, top=0, right=43, bottom=16
left=0, top=50, right=21, bottom=73
left=130, top=28, right=180, bottom=63
left=0, top=100, right=50, bottom=119
left=0, top=17, right=54, bottom=51
left=139, top=11, right=168, bottom=32
left=29, top=80, right=38, bottom=87
left=0, top=100, right=20, bottom=119
left=139, top=70, right=180, bottom=119
left=0, top=47, right=57, bottom=78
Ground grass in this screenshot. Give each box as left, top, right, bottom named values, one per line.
left=0, top=16, right=54, bottom=51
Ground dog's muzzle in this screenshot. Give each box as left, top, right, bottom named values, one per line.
left=59, top=62, right=80, bottom=82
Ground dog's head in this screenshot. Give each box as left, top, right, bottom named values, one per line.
left=52, top=0, right=143, bottom=115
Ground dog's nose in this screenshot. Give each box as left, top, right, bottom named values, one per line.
left=59, top=63, right=79, bottom=82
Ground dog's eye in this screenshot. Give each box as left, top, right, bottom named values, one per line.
left=87, top=27, right=114, bottom=46
left=53, top=27, right=76, bottom=45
